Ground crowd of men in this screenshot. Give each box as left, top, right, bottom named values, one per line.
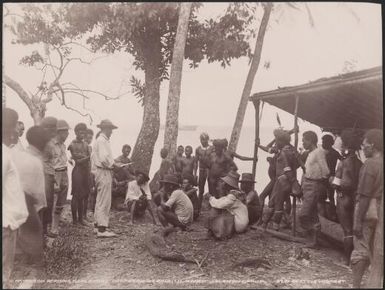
left=2, top=106, right=383, bottom=289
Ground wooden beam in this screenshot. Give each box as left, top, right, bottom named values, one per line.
left=252, top=100, right=260, bottom=180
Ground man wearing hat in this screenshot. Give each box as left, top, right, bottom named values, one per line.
left=261, top=128, right=301, bottom=231
left=91, top=119, right=119, bottom=237
left=207, top=171, right=249, bottom=240
left=41, top=116, right=58, bottom=237
left=239, top=173, right=262, bottom=225
left=157, top=174, right=193, bottom=236
left=124, top=169, right=157, bottom=225
left=50, top=120, right=70, bottom=236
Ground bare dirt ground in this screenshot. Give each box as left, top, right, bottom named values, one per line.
left=9, top=202, right=359, bottom=289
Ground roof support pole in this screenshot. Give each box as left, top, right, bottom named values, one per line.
left=252, top=100, right=260, bottom=180
left=292, top=94, right=300, bottom=237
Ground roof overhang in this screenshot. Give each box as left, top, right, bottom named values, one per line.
left=250, top=66, right=383, bottom=131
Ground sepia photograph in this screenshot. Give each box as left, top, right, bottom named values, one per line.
left=2, top=2, right=383, bottom=289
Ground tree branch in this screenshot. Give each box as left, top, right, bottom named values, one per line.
left=4, top=75, right=34, bottom=110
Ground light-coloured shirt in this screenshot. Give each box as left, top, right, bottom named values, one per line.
left=165, top=189, right=193, bottom=225
left=209, top=193, right=249, bottom=233
left=42, top=138, right=56, bottom=175
left=2, top=145, right=29, bottom=230
left=13, top=138, right=25, bottom=151
left=91, top=133, right=114, bottom=172
left=125, top=180, right=152, bottom=202
left=52, top=137, right=68, bottom=170
left=304, top=147, right=330, bottom=180
left=11, top=145, right=47, bottom=213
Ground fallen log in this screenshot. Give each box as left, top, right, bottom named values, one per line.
left=319, top=215, right=344, bottom=250
left=144, top=232, right=195, bottom=263
left=253, top=226, right=308, bottom=244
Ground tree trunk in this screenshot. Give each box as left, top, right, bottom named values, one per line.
left=367, top=196, right=383, bottom=288
left=163, top=3, right=192, bottom=158
left=228, top=3, right=273, bottom=152
left=131, top=38, right=162, bottom=175
left=4, top=75, right=46, bottom=125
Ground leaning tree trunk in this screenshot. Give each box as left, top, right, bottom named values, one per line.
left=228, top=3, right=273, bottom=152
left=131, top=40, right=162, bottom=175
left=367, top=195, right=383, bottom=288
left=163, top=2, right=192, bottom=158
left=4, top=75, right=46, bottom=125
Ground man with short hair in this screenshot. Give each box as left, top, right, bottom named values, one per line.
left=125, top=170, right=157, bottom=225
left=181, top=174, right=199, bottom=221
left=181, top=145, right=196, bottom=179
left=91, top=119, right=119, bottom=237
left=207, top=139, right=238, bottom=198
left=2, top=108, right=29, bottom=288
left=239, top=173, right=261, bottom=225
left=50, top=120, right=70, bottom=236
left=14, top=121, right=25, bottom=150
left=351, top=129, right=383, bottom=288
left=157, top=174, right=193, bottom=236
left=320, top=134, right=342, bottom=220
left=195, top=133, right=213, bottom=212
left=41, top=116, right=58, bottom=237
left=113, top=145, right=135, bottom=210
left=299, top=130, right=330, bottom=248
left=173, top=145, right=185, bottom=181
left=11, top=126, right=49, bottom=268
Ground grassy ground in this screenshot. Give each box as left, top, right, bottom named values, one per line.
left=9, top=201, right=360, bottom=289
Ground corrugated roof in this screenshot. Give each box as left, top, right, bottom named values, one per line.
left=250, top=66, right=383, bottom=130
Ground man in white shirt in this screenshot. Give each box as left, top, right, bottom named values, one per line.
left=125, top=170, right=157, bottom=225
left=299, top=131, right=330, bottom=248
left=11, top=126, right=49, bottom=267
left=157, top=174, right=193, bottom=236
left=2, top=108, right=29, bottom=288
left=91, top=119, right=119, bottom=238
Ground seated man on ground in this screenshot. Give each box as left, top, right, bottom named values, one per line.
left=157, top=174, right=193, bottom=236
left=206, top=171, right=249, bottom=240
left=239, top=173, right=262, bottom=225
left=112, top=144, right=135, bottom=210
left=181, top=174, right=199, bottom=221
left=125, top=170, right=157, bottom=225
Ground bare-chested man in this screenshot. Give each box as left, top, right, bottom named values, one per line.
left=208, top=139, right=238, bottom=198
left=173, top=145, right=185, bottom=181
left=195, top=133, right=214, bottom=211
left=181, top=145, right=197, bottom=182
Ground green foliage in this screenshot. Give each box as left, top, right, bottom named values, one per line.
left=130, top=76, right=145, bottom=106
left=19, top=50, right=44, bottom=66
left=10, top=3, right=262, bottom=99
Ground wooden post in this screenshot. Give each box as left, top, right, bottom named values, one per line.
left=252, top=100, right=260, bottom=180
left=292, top=94, right=300, bottom=236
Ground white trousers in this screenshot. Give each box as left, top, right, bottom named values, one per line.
left=94, top=168, right=112, bottom=227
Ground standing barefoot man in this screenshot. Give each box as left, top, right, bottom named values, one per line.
left=195, top=133, right=213, bottom=213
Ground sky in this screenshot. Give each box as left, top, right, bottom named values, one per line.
left=3, top=2, right=382, bottom=145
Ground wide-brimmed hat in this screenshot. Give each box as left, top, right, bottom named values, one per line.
left=57, top=120, right=70, bottom=131
left=160, top=174, right=180, bottom=186
left=239, top=173, right=256, bottom=183
left=135, top=169, right=149, bottom=182
left=97, top=119, right=118, bottom=129
left=220, top=171, right=240, bottom=190
left=41, top=116, right=58, bottom=129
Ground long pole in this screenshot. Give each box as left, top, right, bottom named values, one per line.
left=292, top=94, right=300, bottom=236
left=252, top=100, right=260, bottom=180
